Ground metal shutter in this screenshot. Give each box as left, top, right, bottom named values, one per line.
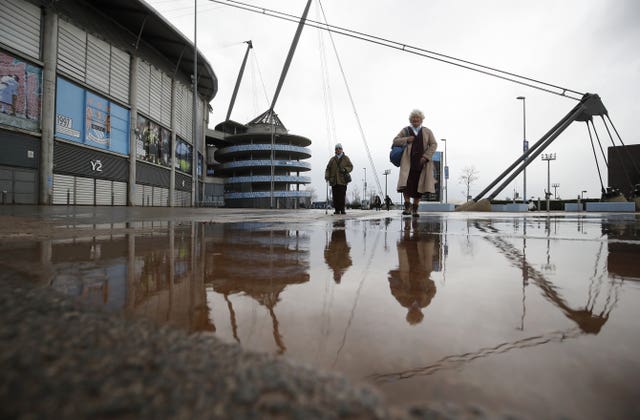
left=113, top=181, right=127, bottom=206
left=95, top=179, right=112, bottom=205
left=136, top=61, right=151, bottom=116
left=134, top=183, right=144, bottom=206
left=75, top=176, right=94, bottom=205
left=58, top=19, right=87, bottom=82
left=13, top=168, right=37, bottom=204
left=53, top=174, right=75, bottom=205
left=109, top=47, right=130, bottom=104
left=86, top=34, right=110, bottom=95
left=149, top=66, right=162, bottom=122
left=174, top=83, right=185, bottom=139
left=161, top=74, right=172, bottom=127
left=0, top=0, right=41, bottom=59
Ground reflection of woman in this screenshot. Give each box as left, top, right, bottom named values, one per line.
left=388, top=219, right=437, bottom=324
left=324, top=221, right=352, bottom=284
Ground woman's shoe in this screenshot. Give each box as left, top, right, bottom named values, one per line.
left=412, top=203, right=420, bottom=217
left=402, top=202, right=411, bottom=215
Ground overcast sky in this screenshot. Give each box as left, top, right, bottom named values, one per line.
left=146, top=0, right=639, bottom=203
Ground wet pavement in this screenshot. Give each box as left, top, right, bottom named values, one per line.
left=1, top=206, right=639, bottom=419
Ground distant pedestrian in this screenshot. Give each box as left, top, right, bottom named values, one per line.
left=392, top=109, right=437, bottom=217
left=324, top=143, right=353, bottom=215
left=373, top=195, right=382, bottom=211
left=384, top=195, right=392, bottom=211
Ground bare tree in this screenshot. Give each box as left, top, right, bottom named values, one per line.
left=458, top=166, right=479, bottom=201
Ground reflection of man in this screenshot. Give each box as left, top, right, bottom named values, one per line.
left=324, top=221, right=352, bottom=284
left=388, top=219, right=437, bottom=325
left=0, top=74, right=19, bottom=115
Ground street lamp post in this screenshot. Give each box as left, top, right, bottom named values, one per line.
left=383, top=169, right=391, bottom=199
left=441, top=138, right=448, bottom=204
left=516, top=96, right=527, bottom=205
left=552, top=183, right=560, bottom=199
left=541, top=153, right=556, bottom=211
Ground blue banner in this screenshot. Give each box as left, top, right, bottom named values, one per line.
left=55, top=77, right=129, bottom=155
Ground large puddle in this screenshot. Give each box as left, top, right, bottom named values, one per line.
left=3, top=213, right=639, bottom=418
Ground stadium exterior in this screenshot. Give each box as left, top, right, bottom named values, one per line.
left=213, top=110, right=312, bottom=209
left=0, top=0, right=217, bottom=206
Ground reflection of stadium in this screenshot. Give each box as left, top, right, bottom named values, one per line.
left=204, top=223, right=310, bottom=352
left=214, top=112, right=312, bottom=208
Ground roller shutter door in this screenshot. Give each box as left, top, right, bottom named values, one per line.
left=75, top=177, right=94, bottom=205
left=53, top=174, right=75, bottom=205
left=0, top=0, right=41, bottom=60
left=134, top=183, right=144, bottom=206
left=95, top=179, right=112, bottom=205
left=13, top=168, right=37, bottom=204
left=113, top=181, right=127, bottom=206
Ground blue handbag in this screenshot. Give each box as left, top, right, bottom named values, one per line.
left=389, top=127, right=410, bottom=167
left=389, top=145, right=405, bottom=167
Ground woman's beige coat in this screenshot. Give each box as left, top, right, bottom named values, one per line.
left=392, top=126, right=438, bottom=193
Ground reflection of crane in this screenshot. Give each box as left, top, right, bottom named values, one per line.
left=370, top=327, right=582, bottom=383
left=473, top=221, right=618, bottom=334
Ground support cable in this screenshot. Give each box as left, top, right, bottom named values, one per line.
left=208, top=0, right=585, bottom=100
left=586, top=122, right=606, bottom=194
left=315, top=3, right=337, bottom=153
left=318, top=0, right=384, bottom=197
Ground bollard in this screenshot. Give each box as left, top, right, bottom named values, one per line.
left=67, top=189, right=70, bottom=206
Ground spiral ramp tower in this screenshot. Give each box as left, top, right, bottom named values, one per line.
left=214, top=111, right=312, bottom=209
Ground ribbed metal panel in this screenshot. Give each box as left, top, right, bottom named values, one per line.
left=86, top=34, right=110, bottom=94
left=149, top=66, right=162, bottom=122
left=173, top=190, right=190, bottom=207
left=0, top=0, right=41, bottom=59
left=58, top=19, right=87, bottom=82
left=136, top=61, right=150, bottom=116
left=75, top=177, right=94, bottom=205
left=135, top=161, right=170, bottom=187
left=175, top=172, right=192, bottom=192
left=54, top=142, right=129, bottom=182
left=95, top=179, right=112, bottom=205
left=174, top=83, right=185, bottom=139
left=109, top=47, right=130, bottom=104
left=52, top=174, right=75, bottom=205
left=183, top=87, right=193, bottom=141
left=152, top=186, right=166, bottom=206
left=133, top=183, right=144, bottom=206
left=113, top=181, right=127, bottom=206
left=161, top=74, right=172, bottom=127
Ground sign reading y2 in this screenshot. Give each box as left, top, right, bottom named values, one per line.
left=90, top=159, right=103, bottom=172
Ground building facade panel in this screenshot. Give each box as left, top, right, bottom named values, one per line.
left=0, top=0, right=41, bottom=60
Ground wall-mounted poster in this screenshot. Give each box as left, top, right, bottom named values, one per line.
left=55, top=77, right=129, bottom=155
left=135, top=114, right=171, bottom=167
left=0, top=50, right=42, bottom=131
left=175, top=137, right=192, bottom=174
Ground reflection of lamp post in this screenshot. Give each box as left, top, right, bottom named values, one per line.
left=541, top=153, right=556, bottom=211
left=363, top=167, right=367, bottom=203
left=441, top=138, right=448, bottom=203
left=516, top=96, right=527, bottom=204
left=552, top=183, right=560, bottom=199
left=383, top=169, right=391, bottom=199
